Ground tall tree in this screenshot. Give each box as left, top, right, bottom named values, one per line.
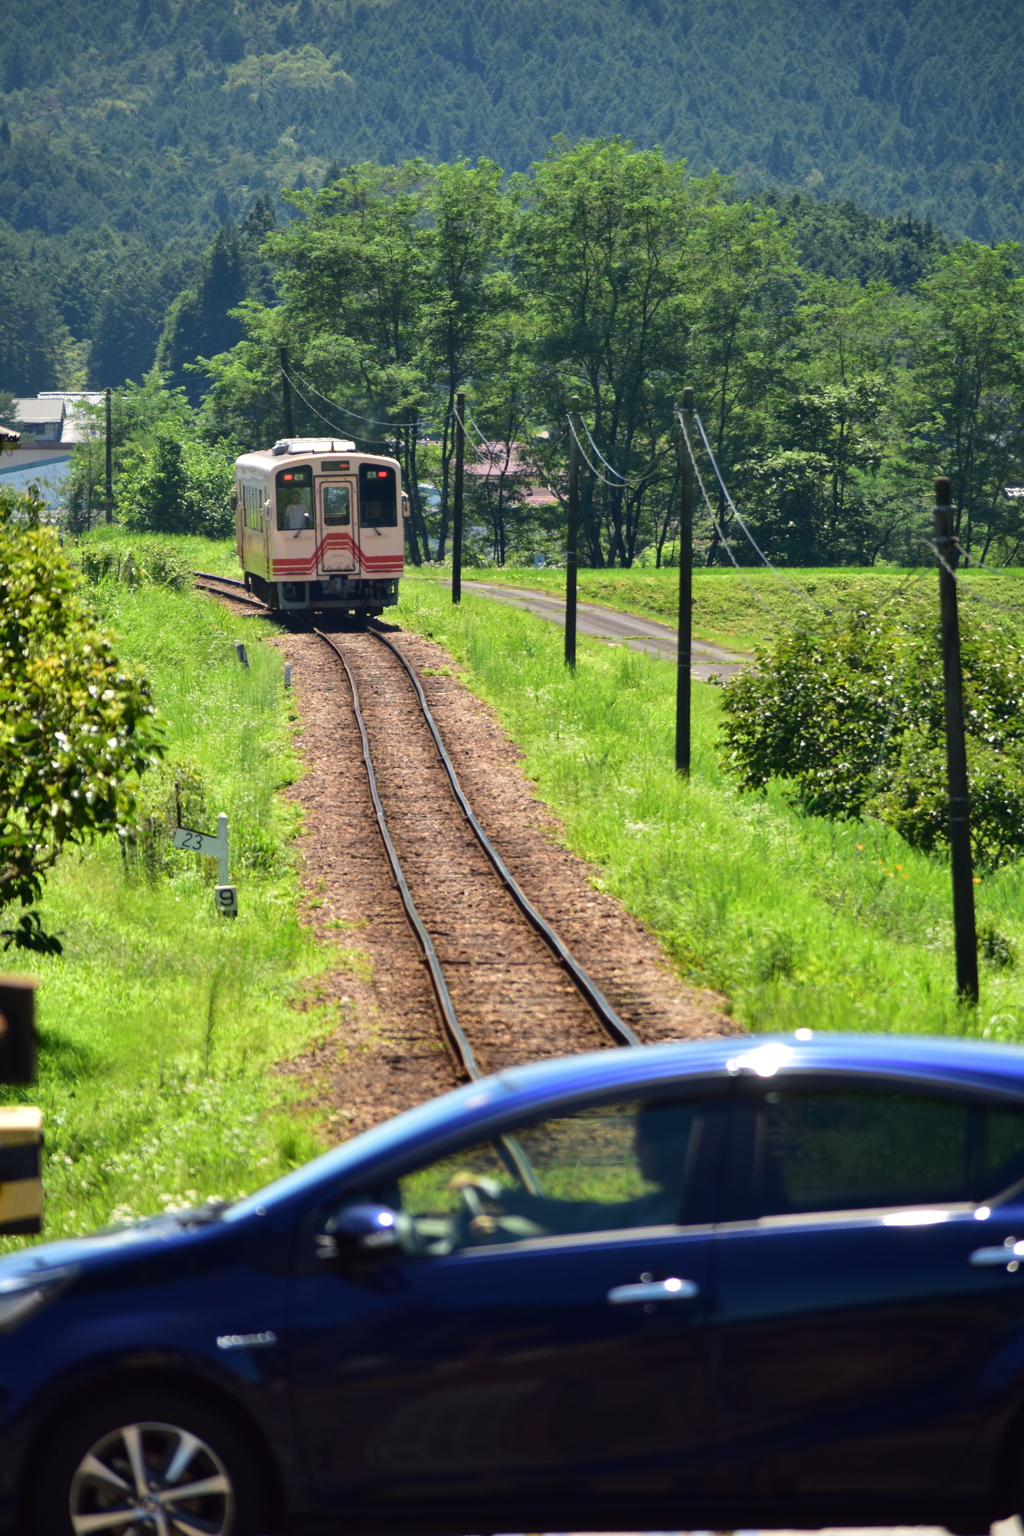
left=515, top=139, right=712, bottom=566
left=904, top=241, right=1024, bottom=561
left=157, top=227, right=248, bottom=404
left=262, top=162, right=434, bottom=561
left=420, top=157, right=512, bottom=560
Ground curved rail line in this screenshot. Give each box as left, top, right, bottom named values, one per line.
left=365, top=625, right=639, bottom=1048
left=193, top=569, right=640, bottom=1083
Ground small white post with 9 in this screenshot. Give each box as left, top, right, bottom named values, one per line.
left=172, top=813, right=237, bottom=917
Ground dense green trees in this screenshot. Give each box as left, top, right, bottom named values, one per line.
left=3, top=0, right=1024, bottom=399
left=193, top=139, right=1024, bottom=570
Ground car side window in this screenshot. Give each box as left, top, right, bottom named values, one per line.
left=983, top=1106, right=1024, bottom=1197
left=392, top=1098, right=707, bottom=1254
left=755, top=1091, right=976, bottom=1217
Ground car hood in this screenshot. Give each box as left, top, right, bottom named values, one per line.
left=0, top=1212, right=222, bottom=1281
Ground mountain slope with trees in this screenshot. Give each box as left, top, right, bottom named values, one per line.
left=1, top=0, right=1021, bottom=248
left=2, top=0, right=1012, bottom=394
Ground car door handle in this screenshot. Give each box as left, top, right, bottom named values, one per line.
left=970, top=1244, right=1024, bottom=1268
left=607, top=1277, right=699, bottom=1304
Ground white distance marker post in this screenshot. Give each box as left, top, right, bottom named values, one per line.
left=172, top=813, right=238, bottom=917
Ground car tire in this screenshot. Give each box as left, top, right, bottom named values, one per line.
left=32, top=1386, right=270, bottom=1536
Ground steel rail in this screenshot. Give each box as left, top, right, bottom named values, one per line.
left=193, top=571, right=248, bottom=587
left=314, top=629, right=546, bottom=1195
left=192, top=572, right=268, bottom=609
left=191, top=570, right=640, bottom=1053
left=312, top=627, right=483, bottom=1084
left=366, top=625, right=641, bottom=1049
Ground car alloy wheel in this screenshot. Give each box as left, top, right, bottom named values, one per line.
left=68, top=1418, right=234, bottom=1535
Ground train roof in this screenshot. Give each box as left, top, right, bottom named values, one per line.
left=235, top=438, right=405, bottom=472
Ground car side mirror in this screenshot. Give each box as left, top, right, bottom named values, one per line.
left=229, top=491, right=238, bottom=512
left=316, top=1202, right=403, bottom=1264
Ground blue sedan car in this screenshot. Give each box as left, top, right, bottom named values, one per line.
left=6, top=1032, right=1024, bottom=1536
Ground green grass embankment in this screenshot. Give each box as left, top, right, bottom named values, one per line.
left=449, top=565, right=1024, bottom=652
left=399, top=580, right=1024, bottom=1041
left=4, top=569, right=337, bottom=1249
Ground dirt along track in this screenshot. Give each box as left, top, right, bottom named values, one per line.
left=194, top=575, right=737, bottom=1141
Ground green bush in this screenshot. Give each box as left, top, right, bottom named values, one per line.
left=0, top=487, right=163, bottom=951
left=116, top=430, right=235, bottom=538
left=720, top=600, right=1024, bottom=872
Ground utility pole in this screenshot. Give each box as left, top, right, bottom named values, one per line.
left=676, top=387, right=694, bottom=775
left=104, top=387, right=113, bottom=525
left=280, top=347, right=295, bottom=437
left=566, top=395, right=581, bottom=669
left=934, top=476, right=979, bottom=1006
left=452, top=391, right=465, bottom=604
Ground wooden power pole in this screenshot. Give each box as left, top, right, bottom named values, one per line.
left=452, top=391, right=465, bottom=604
left=566, top=396, right=580, bottom=669
left=676, top=388, right=695, bottom=775
left=104, top=387, right=113, bottom=525
left=934, top=476, right=979, bottom=1006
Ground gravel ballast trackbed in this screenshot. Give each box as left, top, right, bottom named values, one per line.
left=199, top=582, right=737, bottom=1140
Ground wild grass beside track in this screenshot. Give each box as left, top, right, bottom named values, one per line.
left=400, top=577, right=1024, bottom=1043
left=460, top=564, right=1024, bottom=652
left=3, top=560, right=335, bottom=1250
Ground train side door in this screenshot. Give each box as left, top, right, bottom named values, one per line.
left=262, top=482, right=272, bottom=576
left=317, top=480, right=357, bottom=572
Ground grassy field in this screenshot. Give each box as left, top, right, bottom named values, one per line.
left=398, top=578, right=1024, bottom=1042
left=12, top=529, right=1024, bottom=1251
left=3, top=551, right=338, bottom=1250
left=453, top=564, right=1024, bottom=652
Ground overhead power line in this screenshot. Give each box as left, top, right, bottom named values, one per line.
left=693, top=413, right=819, bottom=606
left=283, top=363, right=422, bottom=431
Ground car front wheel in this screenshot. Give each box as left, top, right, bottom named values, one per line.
left=33, top=1387, right=269, bottom=1536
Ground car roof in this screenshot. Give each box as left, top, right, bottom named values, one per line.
left=227, top=1033, right=1024, bottom=1221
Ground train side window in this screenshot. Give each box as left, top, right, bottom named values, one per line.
left=243, top=487, right=262, bottom=531
left=359, top=463, right=397, bottom=527
left=323, top=485, right=351, bottom=526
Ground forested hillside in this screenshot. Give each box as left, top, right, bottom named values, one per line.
left=3, top=0, right=1021, bottom=245
left=0, top=0, right=991, bottom=395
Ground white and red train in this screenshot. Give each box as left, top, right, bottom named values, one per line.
left=233, top=437, right=407, bottom=613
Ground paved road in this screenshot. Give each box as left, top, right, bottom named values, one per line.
left=458, top=581, right=750, bottom=682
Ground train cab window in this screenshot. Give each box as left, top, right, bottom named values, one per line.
left=359, top=463, right=397, bottom=527
left=323, top=485, right=351, bottom=526
left=277, top=466, right=313, bottom=530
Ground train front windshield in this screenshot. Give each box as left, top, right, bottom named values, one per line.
left=277, top=466, right=313, bottom=529
left=360, top=464, right=397, bottom=527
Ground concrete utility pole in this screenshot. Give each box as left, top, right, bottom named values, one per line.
left=676, top=387, right=695, bottom=775
left=934, top=476, right=979, bottom=1006
left=452, top=391, right=465, bottom=604
left=104, top=387, right=113, bottom=525
left=566, top=396, right=581, bottom=669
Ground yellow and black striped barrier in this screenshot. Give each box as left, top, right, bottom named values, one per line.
left=0, top=1109, right=42, bottom=1235
left=0, top=977, right=41, bottom=1235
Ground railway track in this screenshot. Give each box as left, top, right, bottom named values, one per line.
left=192, top=569, right=639, bottom=1082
